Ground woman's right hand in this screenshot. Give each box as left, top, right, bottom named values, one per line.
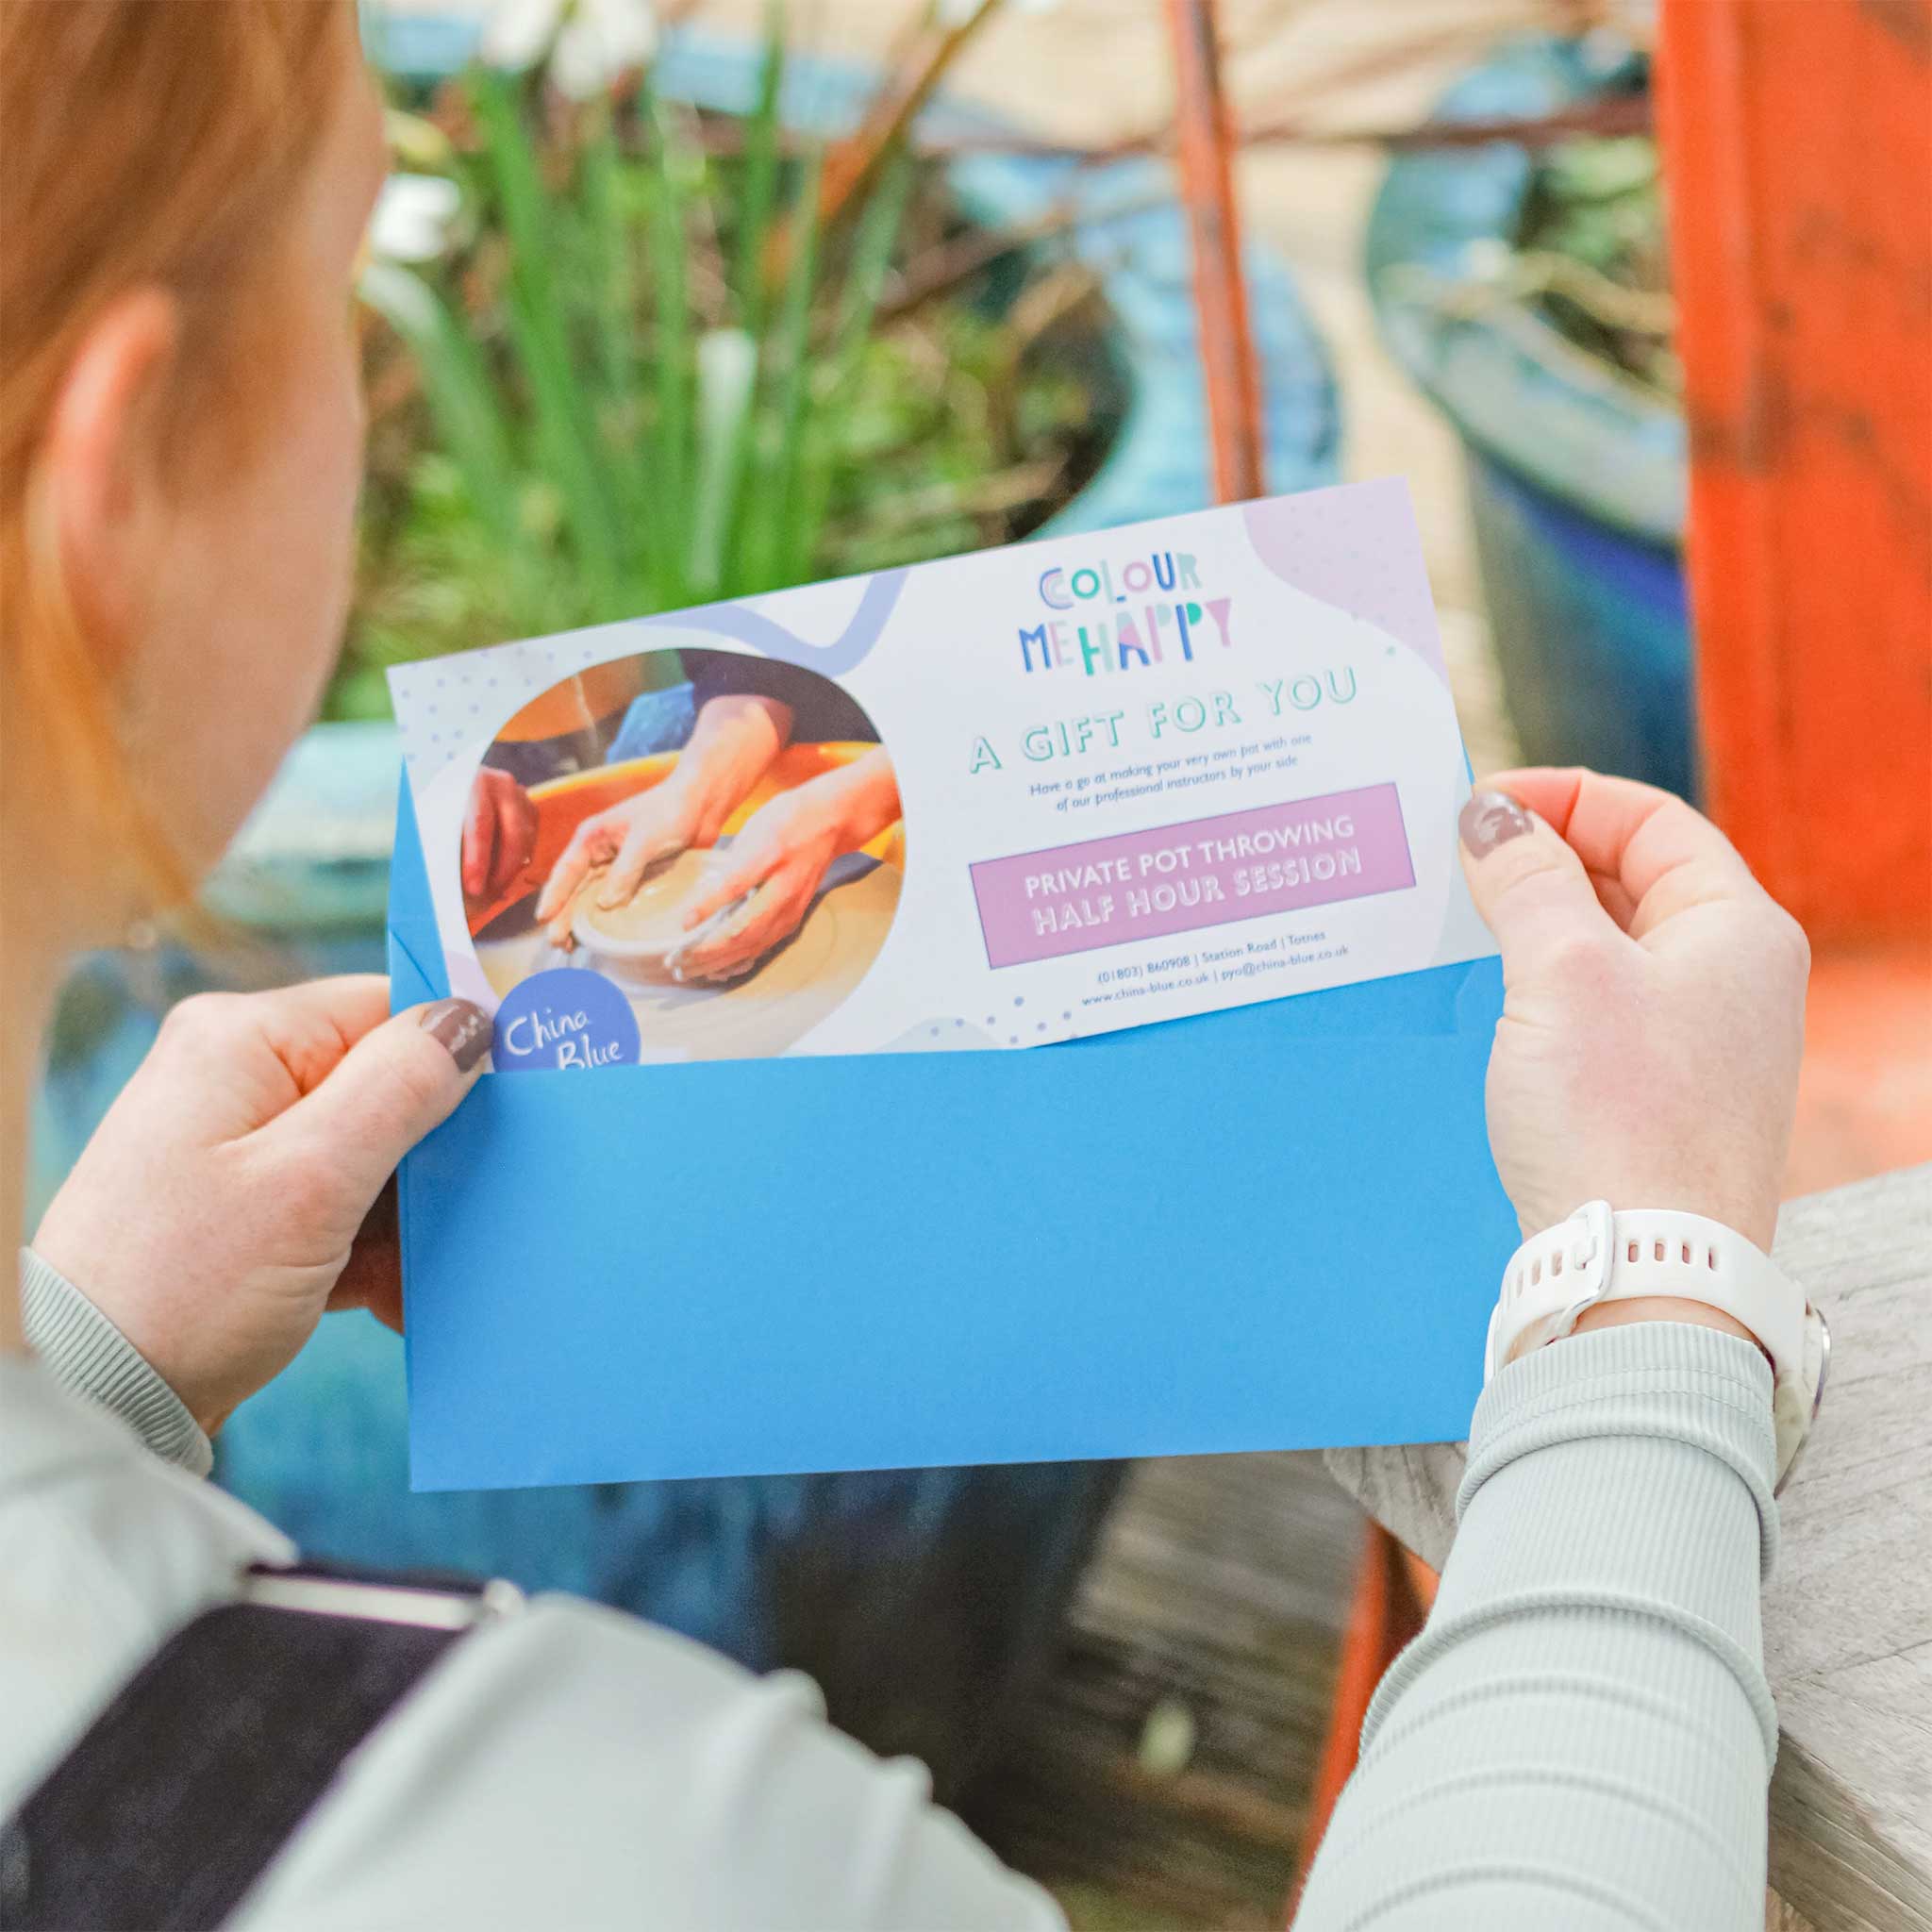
left=1458, top=769, right=1809, bottom=1256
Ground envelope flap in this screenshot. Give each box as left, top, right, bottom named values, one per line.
left=388, top=775, right=450, bottom=1009
left=402, top=954, right=1516, bottom=1491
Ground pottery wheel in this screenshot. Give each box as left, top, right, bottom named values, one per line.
left=474, top=856, right=901, bottom=1063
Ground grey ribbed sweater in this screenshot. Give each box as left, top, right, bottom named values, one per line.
left=19, top=1246, right=211, bottom=1475
left=1295, top=1320, right=1777, bottom=1929
left=20, top=1253, right=1776, bottom=1928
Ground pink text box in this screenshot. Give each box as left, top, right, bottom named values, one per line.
left=970, top=782, right=1415, bottom=968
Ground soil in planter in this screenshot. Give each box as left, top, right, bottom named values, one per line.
left=1514, top=132, right=1676, bottom=398
left=337, top=81, right=1123, bottom=721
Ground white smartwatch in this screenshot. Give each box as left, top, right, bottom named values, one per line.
left=1485, top=1200, right=1830, bottom=1492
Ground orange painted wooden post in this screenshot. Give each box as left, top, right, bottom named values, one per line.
left=1656, top=0, right=1932, bottom=941
left=1163, top=0, right=1265, bottom=504
left=1288, top=1525, right=1435, bottom=1914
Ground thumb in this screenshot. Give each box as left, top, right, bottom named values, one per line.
left=258, top=997, right=492, bottom=1208
left=536, top=819, right=605, bottom=922
left=1457, top=787, right=1616, bottom=977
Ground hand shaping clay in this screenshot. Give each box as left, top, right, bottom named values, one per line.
left=475, top=857, right=902, bottom=1063
left=574, top=849, right=724, bottom=955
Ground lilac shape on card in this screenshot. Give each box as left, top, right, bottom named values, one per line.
left=1241, top=479, right=1447, bottom=684
left=644, top=570, right=908, bottom=677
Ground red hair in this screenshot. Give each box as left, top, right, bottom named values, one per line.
left=1, top=0, right=353, bottom=903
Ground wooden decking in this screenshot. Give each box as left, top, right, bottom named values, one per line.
left=967, top=1167, right=1930, bottom=1931
left=969, top=1450, right=1361, bottom=1928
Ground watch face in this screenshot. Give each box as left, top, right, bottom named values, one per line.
left=1774, top=1304, right=1832, bottom=1497
left=1807, top=1304, right=1832, bottom=1424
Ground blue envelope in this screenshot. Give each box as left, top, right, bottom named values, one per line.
left=391, top=784, right=1518, bottom=1491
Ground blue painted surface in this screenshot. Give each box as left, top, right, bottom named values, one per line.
left=1364, top=36, right=1695, bottom=795
left=33, top=21, right=1339, bottom=1785
left=1468, top=456, right=1694, bottom=801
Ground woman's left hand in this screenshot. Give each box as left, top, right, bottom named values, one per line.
left=33, top=977, right=491, bottom=1435
left=667, top=782, right=852, bottom=985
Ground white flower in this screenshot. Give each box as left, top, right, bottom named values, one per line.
left=369, top=174, right=462, bottom=264
left=482, top=0, right=657, bottom=99
left=696, top=327, right=758, bottom=422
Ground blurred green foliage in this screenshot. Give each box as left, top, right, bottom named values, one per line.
left=335, top=31, right=1106, bottom=721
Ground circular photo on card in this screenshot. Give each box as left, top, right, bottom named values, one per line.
left=459, top=648, right=904, bottom=1065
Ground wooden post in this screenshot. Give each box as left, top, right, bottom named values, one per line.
left=1655, top=0, right=1932, bottom=941
left=1163, top=0, right=1265, bottom=504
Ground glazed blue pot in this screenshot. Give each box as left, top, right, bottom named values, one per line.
left=33, top=22, right=1338, bottom=1794
left=1366, top=36, right=1694, bottom=799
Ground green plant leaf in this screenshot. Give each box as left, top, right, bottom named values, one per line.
left=579, top=95, right=647, bottom=552
left=734, top=7, right=788, bottom=337
left=639, top=85, right=697, bottom=608
left=358, top=259, right=531, bottom=578
left=741, top=140, right=824, bottom=592
left=789, top=145, right=914, bottom=581
left=468, top=67, right=625, bottom=609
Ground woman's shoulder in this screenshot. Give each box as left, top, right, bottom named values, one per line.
left=234, top=1592, right=1061, bottom=1929
left=1, top=1365, right=1057, bottom=1926
left=0, top=1357, right=290, bottom=1814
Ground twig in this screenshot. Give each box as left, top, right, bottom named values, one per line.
left=691, top=93, right=1651, bottom=167
left=873, top=192, right=1162, bottom=326
left=1376, top=260, right=1676, bottom=404
left=989, top=261, right=1105, bottom=458
left=1379, top=252, right=1674, bottom=339
left=816, top=0, right=1002, bottom=233
left=1231, top=10, right=1538, bottom=117
left=1248, top=93, right=1653, bottom=152
left=826, top=456, right=1066, bottom=542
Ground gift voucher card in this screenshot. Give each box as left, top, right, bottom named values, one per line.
left=388, top=478, right=1494, bottom=1071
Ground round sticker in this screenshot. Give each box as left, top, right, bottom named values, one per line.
left=491, top=968, right=640, bottom=1074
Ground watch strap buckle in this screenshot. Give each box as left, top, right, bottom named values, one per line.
left=1487, top=1199, right=1615, bottom=1379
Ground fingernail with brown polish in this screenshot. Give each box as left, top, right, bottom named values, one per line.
left=419, top=998, right=493, bottom=1074
left=1458, top=790, right=1534, bottom=857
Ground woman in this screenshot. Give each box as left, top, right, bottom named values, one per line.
left=1, top=5, right=1810, bottom=1926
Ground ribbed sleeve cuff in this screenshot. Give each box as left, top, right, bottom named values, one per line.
left=1362, top=1321, right=1782, bottom=1774
left=1460, top=1320, right=1779, bottom=1578
left=19, top=1247, right=212, bottom=1477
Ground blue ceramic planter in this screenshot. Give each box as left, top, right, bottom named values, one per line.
left=1366, top=36, right=1694, bottom=799
left=33, top=22, right=1339, bottom=1793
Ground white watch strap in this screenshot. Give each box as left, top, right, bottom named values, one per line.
left=1485, top=1202, right=1828, bottom=1490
